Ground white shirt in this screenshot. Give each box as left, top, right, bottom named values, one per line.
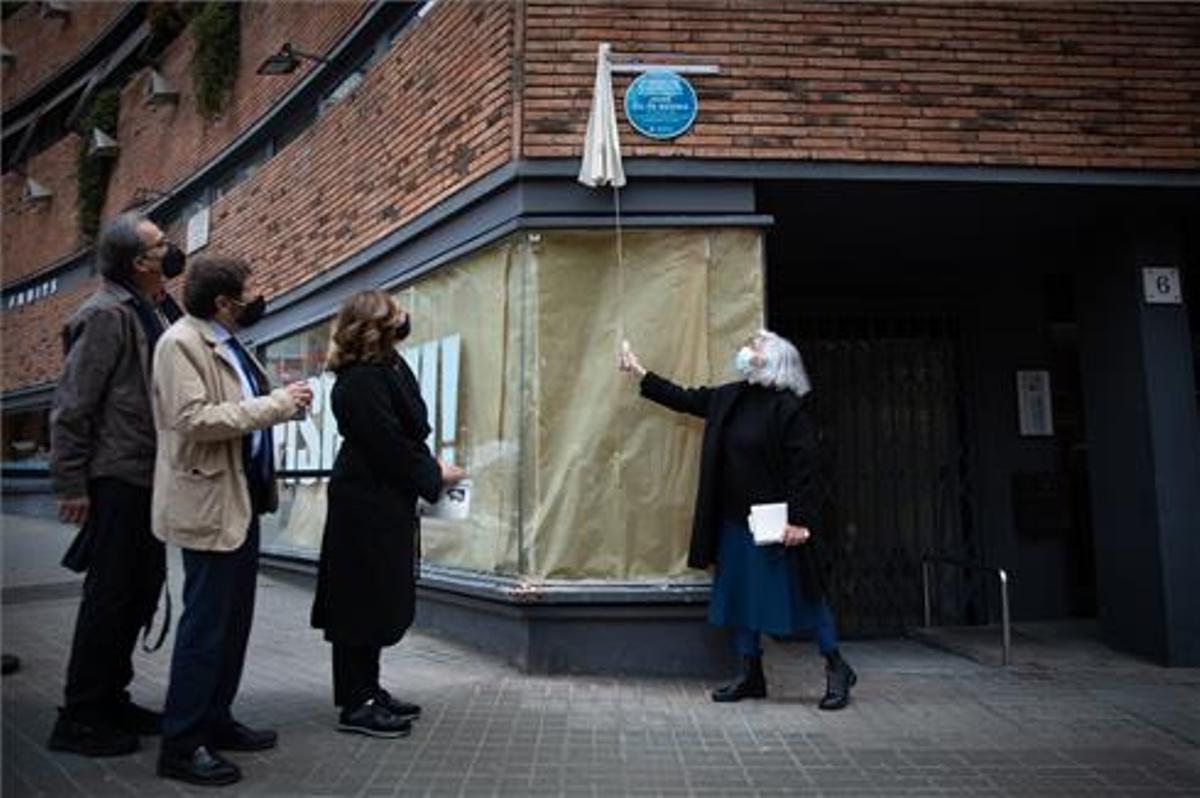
left=210, top=321, right=264, bottom=458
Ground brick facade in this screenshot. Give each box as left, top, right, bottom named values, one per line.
left=103, top=1, right=367, bottom=219
left=0, top=279, right=96, bottom=393
left=5, top=1, right=1199, bottom=394
left=1, top=134, right=82, bottom=284
left=522, top=1, right=1200, bottom=169
left=0, top=2, right=126, bottom=109
left=2, top=0, right=514, bottom=390
left=203, top=0, right=514, bottom=298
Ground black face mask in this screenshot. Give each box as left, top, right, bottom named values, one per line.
left=161, top=243, right=185, bottom=279
left=232, top=294, right=266, bottom=328
left=395, top=315, right=411, bottom=341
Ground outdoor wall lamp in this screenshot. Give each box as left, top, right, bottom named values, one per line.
left=256, top=43, right=329, bottom=76
left=88, top=128, right=120, bottom=159
left=23, top=177, right=53, bottom=204
left=145, top=70, right=179, bottom=107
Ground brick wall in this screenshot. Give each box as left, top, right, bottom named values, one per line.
left=103, top=1, right=367, bottom=218
left=0, top=2, right=126, bottom=109
left=8, top=1, right=1198, bottom=395
left=2, top=3, right=366, bottom=391
left=523, top=1, right=1200, bottom=169
left=1, top=134, right=82, bottom=285
left=0, top=278, right=97, bottom=392
left=203, top=0, right=515, bottom=298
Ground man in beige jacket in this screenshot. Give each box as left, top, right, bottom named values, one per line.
left=151, top=255, right=311, bottom=787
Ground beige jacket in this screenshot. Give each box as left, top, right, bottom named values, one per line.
left=151, top=315, right=298, bottom=551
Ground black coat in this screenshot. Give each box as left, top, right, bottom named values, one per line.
left=311, top=359, right=442, bottom=646
left=640, top=371, right=830, bottom=601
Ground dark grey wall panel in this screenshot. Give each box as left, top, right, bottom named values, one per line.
left=1076, top=219, right=1200, bottom=664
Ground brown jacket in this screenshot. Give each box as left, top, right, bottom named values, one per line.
left=50, top=281, right=162, bottom=497
left=151, top=315, right=298, bottom=551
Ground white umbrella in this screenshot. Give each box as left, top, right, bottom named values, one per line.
left=579, top=42, right=632, bottom=531
left=578, top=43, right=629, bottom=359
left=578, top=43, right=625, bottom=190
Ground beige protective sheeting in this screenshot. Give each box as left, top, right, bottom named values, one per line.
left=257, top=228, right=764, bottom=582
left=527, top=228, right=764, bottom=580
left=396, top=241, right=524, bottom=575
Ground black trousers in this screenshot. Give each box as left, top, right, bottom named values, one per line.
left=332, top=644, right=381, bottom=710
left=161, top=519, right=259, bottom=753
left=63, top=478, right=165, bottom=718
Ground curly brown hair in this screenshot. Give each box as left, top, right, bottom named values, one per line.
left=325, top=290, right=406, bottom=372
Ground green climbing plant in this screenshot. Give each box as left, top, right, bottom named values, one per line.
left=75, top=88, right=121, bottom=241
left=142, top=2, right=202, bottom=64
left=191, top=2, right=240, bottom=120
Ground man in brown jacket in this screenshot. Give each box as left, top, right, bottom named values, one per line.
left=48, top=212, right=185, bottom=756
left=151, top=255, right=311, bottom=787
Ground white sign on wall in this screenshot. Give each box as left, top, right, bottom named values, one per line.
left=1016, top=369, right=1054, bottom=437
left=1142, top=267, right=1182, bottom=305
left=186, top=205, right=210, bottom=254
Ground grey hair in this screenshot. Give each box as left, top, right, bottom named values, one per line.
left=748, top=329, right=811, bottom=397
left=95, top=211, right=149, bottom=282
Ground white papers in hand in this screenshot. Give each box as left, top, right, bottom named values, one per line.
left=747, top=503, right=787, bottom=546
left=420, top=479, right=472, bottom=521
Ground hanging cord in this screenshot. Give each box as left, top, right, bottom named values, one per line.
left=613, top=182, right=624, bottom=344
left=613, top=181, right=627, bottom=535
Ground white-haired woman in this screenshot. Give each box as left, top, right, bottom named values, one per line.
left=620, top=330, right=855, bottom=710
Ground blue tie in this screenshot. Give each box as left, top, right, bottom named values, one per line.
left=226, top=337, right=274, bottom=487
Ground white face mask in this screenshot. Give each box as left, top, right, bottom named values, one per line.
left=734, top=346, right=757, bottom=378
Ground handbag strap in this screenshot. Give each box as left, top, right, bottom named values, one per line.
left=140, top=568, right=172, bottom=653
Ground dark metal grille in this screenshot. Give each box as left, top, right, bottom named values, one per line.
left=783, top=313, right=976, bottom=636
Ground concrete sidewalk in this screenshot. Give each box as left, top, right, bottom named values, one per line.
left=3, top=511, right=1200, bottom=797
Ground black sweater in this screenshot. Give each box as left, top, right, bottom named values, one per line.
left=639, top=372, right=824, bottom=568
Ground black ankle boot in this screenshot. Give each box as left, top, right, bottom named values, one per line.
left=819, top=652, right=856, bottom=711
left=711, top=655, right=767, bottom=702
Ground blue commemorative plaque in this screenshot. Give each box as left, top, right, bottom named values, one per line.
left=623, top=69, right=698, bottom=140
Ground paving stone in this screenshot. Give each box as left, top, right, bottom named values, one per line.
left=4, top=513, right=1200, bottom=797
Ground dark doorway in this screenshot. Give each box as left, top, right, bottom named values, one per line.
left=1044, top=274, right=1096, bottom=618
left=777, top=310, right=977, bottom=636
left=757, top=180, right=1138, bottom=634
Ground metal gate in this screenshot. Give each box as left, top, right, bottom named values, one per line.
left=781, top=312, right=978, bottom=636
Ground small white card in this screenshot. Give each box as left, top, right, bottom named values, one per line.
left=747, top=502, right=787, bottom=546
left=420, top=479, right=471, bottom=521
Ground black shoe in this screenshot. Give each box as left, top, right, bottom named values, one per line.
left=211, top=721, right=278, bottom=752
left=157, top=745, right=241, bottom=787
left=337, top=699, right=412, bottom=738
left=711, top=655, right=767, bottom=703
left=819, top=658, right=857, bottom=711
left=109, top=700, right=162, bottom=736
left=47, top=710, right=139, bottom=757
left=374, top=689, right=421, bottom=720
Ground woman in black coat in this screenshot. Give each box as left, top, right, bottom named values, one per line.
left=621, top=330, right=856, bottom=710
left=311, top=290, right=465, bottom=737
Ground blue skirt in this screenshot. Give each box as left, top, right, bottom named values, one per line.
left=708, top=516, right=825, bottom=637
